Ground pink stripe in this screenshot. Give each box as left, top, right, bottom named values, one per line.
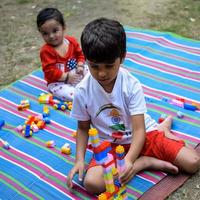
left=172, top=130, right=200, bottom=144
left=0, top=104, right=76, bottom=161
left=0, top=151, right=95, bottom=199
left=126, top=32, right=200, bottom=55
left=22, top=76, right=48, bottom=91
left=125, top=66, right=200, bottom=94
left=127, top=53, right=200, bottom=81
left=147, top=103, right=200, bottom=126
left=10, top=87, right=38, bottom=101
left=126, top=188, right=142, bottom=198
left=3, top=147, right=95, bottom=199
left=0, top=151, right=79, bottom=199
left=137, top=172, right=158, bottom=184
left=0, top=97, right=74, bottom=138
left=29, top=75, right=47, bottom=85
left=143, top=85, right=200, bottom=105
left=148, top=171, right=166, bottom=179
left=0, top=174, right=40, bottom=199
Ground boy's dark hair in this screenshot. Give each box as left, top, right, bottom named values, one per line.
left=37, top=7, right=65, bottom=29
left=81, top=18, right=126, bottom=63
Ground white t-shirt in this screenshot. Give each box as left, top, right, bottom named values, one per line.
left=71, top=67, right=157, bottom=144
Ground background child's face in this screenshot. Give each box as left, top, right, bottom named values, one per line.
left=87, top=58, right=121, bottom=92
left=39, top=19, right=64, bottom=47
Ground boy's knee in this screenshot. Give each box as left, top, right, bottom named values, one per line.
left=185, top=155, right=200, bottom=174
left=83, top=175, right=104, bottom=194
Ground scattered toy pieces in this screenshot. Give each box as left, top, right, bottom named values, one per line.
left=18, top=100, right=30, bottom=111
left=158, top=113, right=167, bottom=123
left=61, top=143, right=71, bottom=155
left=177, top=111, right=184, bottom=118
left=0, top=119, right=5, bottom=129
left=46, top=140, right=55, bottom=148
left=0, top=139, right=10, bottom=150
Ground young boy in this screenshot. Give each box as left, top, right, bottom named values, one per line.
left=67, top=18, right=200, bottom=194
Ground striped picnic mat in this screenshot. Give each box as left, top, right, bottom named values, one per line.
left=0, top=28, right=200, bottom=200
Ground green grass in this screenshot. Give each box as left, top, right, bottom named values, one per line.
left=148, top=0, right=200, bottom=40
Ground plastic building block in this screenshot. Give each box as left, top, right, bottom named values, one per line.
left=158, top=113, right=167, bottom=124
left=183, top=103, right=197, bottom=111
left=177, top=111, right=184, bottom=118
left=38, top=93, right=54, bottom=104
left=46, top=140, right=55, bottom=148
left=18, top=100, right=30, bottom=111
left=53, top=102, right=68, bottom=110
left=0, top=139, right=10, bottom=150
left=0, top=119, right=5, bottom=129
left=22, top=124, right=33, bottom=137
left=43, top=105, right=50, bottom=117
left=89, top=128, right=128, bottom=199
left=61, top=143, right=71, bottom=155
left=72, top=131, right=77, bottom=138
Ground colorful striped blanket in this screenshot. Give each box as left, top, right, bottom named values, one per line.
left=0, top=28, right=200, bottom=200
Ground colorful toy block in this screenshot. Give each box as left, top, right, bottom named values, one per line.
left=61, top=143, right=71, bottom=155
left=46, top=140, right=55, bottom=148
left=88, top=128, right=128, bottom=200
left=0, top=119, right=5, bottom=129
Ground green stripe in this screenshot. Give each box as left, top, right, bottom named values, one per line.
left=2, top=128, right=88, bottom=200
left=127, top=55, right=199, bottom=79
left=148, top=107, right=200, bottom=129
left=1, top=172, right=44, bottom=199
left=127, top=42, right=200, bottom=66
left=3, top=126, right=74, bottom=164
left=127, top=185, right=143, bottom=195
left=8, top=86, right=71, bottom=119
left=143, top=171, right=161, bottom=180
left=125, top=64, right=200, bottom=92
left=0, top=179, right=31, bottom=200
left=125, top=26, right=200, bottom=43
left=2, top=148, right=65, bottom=187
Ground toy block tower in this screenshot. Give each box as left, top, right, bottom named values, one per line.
left=88, top=128, right=128, bottom=200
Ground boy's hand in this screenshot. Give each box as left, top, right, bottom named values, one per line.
left=119, top=158, right=135, bottom=185
left=66, top=162, right=85, bottom=189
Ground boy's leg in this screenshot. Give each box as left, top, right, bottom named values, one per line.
left=84, top=156, right=178, bottom=194
left=83, top=165, right=104, bottom=194
left=157, top=115, right=200, bottom=173
left=157, top=115, right=181, bottom=141
left=173, top=146, right=200, bottom=173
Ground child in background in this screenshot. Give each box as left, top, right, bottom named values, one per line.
left=37, top=7, right=86, bottom=101
left=67, top=18, right=200, bottom=194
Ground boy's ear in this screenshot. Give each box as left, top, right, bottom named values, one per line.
left=120, top=52, right=126, bottom=63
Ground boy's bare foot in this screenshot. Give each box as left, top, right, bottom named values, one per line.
left=137, top=156, right=179, bottom=174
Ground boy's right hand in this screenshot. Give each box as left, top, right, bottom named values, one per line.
left=66, top=162, right=85, bottom=189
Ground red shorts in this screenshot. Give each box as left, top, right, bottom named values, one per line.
left=88, top=130, right=185, bottom=169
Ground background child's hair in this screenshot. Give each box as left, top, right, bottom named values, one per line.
left=37, top=7, right=65, bottom=30
left=81, top=17, right=126, bottom=63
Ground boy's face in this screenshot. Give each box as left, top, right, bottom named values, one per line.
left=39, top=19, right=64, bottom=47
left=87, top=58, right=122, bottom=92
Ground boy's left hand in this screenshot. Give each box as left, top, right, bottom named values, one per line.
left=119, top=158, right=135, bottom=185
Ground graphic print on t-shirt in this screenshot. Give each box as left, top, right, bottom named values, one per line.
left=96, top=103, right=131, bottom=142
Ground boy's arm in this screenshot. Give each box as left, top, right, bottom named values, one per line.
left=125, top=114, right=146, bottom=163
left=119, top=114, right=145, bottom=184
left=76, top=120, right=90, bottom=163
left=67, top=120, right=90, bottom=188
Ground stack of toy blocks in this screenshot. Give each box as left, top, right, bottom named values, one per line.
left=88, top=128, right=128, bottom=200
